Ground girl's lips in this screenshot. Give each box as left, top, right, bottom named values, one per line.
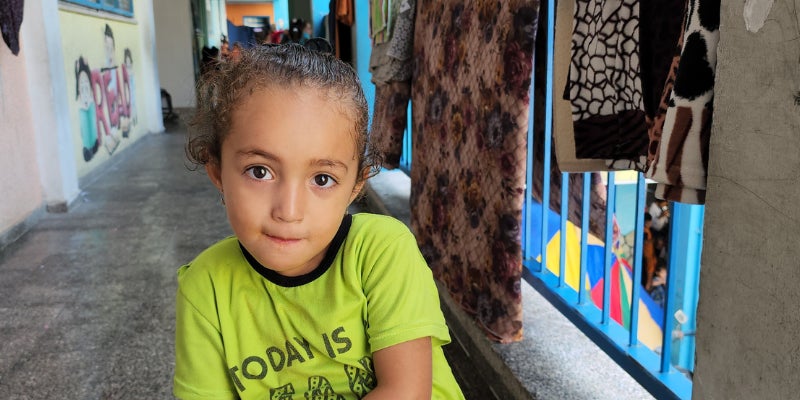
left=266, top=234, right=301, bottom=245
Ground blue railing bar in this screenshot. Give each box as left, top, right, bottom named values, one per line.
left=559, top=173, right=569, bottom=288
left=523, top=265, right=691, bottom=400
left=578, top=172, right=591, bottom=304
left=674, top=203, right=704, bottom=372
left=540, top=0, right=556, bottom=276
left=398, top=103, right=412, bottom=174
left=523, top=39, right=538, bottom=263
left=661, top=202, right=681, bottom=373
left=602, top=172, right=616, bottom=324
left=629, top=172, right=647, bottom=347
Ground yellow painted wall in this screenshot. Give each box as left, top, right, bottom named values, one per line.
left=226, top=3, right=274, bottom=26
left=59, top=10, right=148, bottom=177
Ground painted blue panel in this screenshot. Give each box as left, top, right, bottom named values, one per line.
left=353, top=3, right=375, bottom=126
left=311, top=0, right=329, bottom=37
left=272, top=0, right=290, bottom=30
left=63, top=0, right=134, bottom=17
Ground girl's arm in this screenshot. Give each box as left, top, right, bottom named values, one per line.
left=364, top=337, right=433, bottom=399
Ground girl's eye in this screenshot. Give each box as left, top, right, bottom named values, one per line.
left=246, top=166, right=272, bottom=180
left=313, top=174, right=336, bottom=188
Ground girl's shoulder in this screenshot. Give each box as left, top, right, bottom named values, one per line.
left=349, top=212, right=410, bottom=239
left=177, top=236, right=243, bottom=284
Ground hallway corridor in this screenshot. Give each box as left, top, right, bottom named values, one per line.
left=0, top=128, right=230, bottom=399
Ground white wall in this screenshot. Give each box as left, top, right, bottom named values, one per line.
left=23, top=0, right=80, bottom=211
left=154, top=0, right=196, bottom=108
left=0, top=40, right=43, bottom=237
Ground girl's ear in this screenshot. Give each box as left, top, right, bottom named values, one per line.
left=205, top=162, right=223, bottom=191
left=350, top=180, right=366, bottom=204
left=348, top=168, right=371, bottom=203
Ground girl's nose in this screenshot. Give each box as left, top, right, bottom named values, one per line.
left=271, top=181, right=304, bottom=223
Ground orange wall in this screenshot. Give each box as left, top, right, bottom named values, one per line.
left=226, top=3, right=274, bottom=26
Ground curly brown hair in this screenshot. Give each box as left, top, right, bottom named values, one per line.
left=186, top=43, right=381, bottom=183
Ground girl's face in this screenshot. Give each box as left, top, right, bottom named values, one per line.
left=207, top=86, right=364, bottom=277
left=104, top=36, right=115, bottom=66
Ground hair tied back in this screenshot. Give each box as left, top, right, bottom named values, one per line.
left=303, top=38, right=333, bottom=55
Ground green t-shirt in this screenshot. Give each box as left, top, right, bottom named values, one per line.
left=174, top=213, right=464, bottom=399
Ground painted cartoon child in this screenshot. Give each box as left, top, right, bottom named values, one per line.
left=174, top=43, right=465, bottom=399
left=100, top=24, right=123, bottom=147
left=75, top=56, right=99, bottom=162
left=120, top=48, right=136, bottom=135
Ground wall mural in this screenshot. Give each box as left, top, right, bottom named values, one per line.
left=74, top=24, right=137, bottom=162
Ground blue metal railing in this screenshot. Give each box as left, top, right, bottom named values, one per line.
left=519, top=0, right=704, bottom=398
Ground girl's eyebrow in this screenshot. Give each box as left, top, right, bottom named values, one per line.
left=311, top=159, right=349, bottom=172
left=235, top=149, right=280, bottom=161
left=236, top=149, right=349, bottom=172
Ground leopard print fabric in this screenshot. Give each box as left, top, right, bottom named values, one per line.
left=646, top=0, right=720, bottom=204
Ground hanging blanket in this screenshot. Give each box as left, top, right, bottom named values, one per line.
left=646, top=0, right=719, bottom=204
left=411, top=1, right=540, bottom=343
left=568, top=0, right=648, bottom=171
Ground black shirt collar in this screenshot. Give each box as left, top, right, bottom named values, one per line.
left=239, top=214, right=352, bottom=287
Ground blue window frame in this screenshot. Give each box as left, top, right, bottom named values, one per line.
left=62, top=0, right=134, bottom=18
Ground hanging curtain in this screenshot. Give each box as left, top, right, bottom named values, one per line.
left=369, top=0, right=416, bottom=169
left=411, top=1, right=540, bottom=343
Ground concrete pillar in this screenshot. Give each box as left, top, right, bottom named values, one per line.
left=693, top=1, right=800, bottom=398
left=21, top=0, right=80, bottom=212
left=136, top=0, right=166, bottom=135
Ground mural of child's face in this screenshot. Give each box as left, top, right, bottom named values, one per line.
left=78, top=71, right=93, bottom=109
left=105, top=35, right=116, bottom=66
left=125, top=55, right=133, bottom=74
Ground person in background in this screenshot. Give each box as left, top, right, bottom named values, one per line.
left=648, top=199, right=670, bottom=236
left=302, top=21, right=313, bottom=43
left=220, top=36, right=230, bottom=61
left=229, top=42, right=243, bottom=63
left=281, top=18, right=305, bottom=44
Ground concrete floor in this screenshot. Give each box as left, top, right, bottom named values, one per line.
left=0, top=123, right=654, bottom=399
left=0, top=127, right=226, bottom=399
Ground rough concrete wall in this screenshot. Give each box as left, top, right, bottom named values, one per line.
left=694, top=1, right=800, bottom=398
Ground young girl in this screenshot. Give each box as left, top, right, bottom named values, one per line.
left=175, top=43, right=464, bottom=399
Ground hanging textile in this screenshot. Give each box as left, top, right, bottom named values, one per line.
left=639, top=0, right=687, bottom=136
left=370, top=0, right=390, bottom=44
left=533, top=0, right=608, bottom=240
left=369, top=0, right=415, bottom=169
left=568, top=0, right=648, bottom=171
left=646, top=0, right=719, bottom=204
left=1, top=0, right=24, bottom=55
left=372, top=82, right=411, bottom=168
left=411, top=1, right=540, bottom=343
left=332, top=0, right=354, bottom=63
left=553, top=0, right=609, bottom=172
